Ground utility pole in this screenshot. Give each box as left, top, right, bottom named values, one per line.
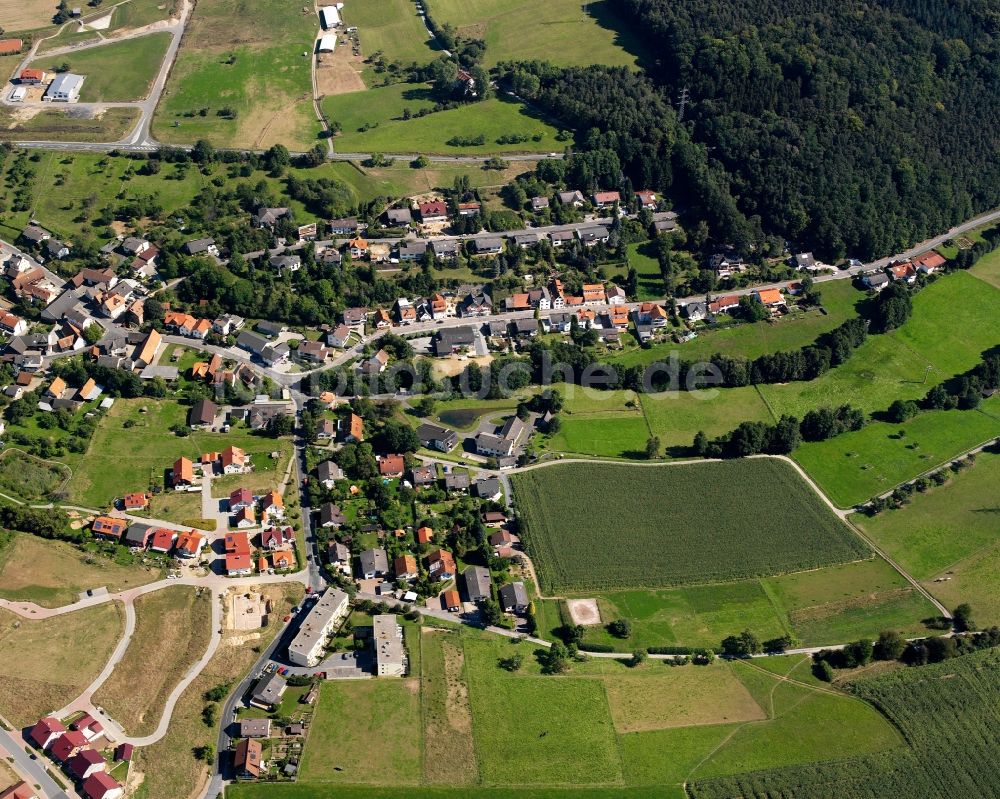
left=676, top=85, right=690, bottom=122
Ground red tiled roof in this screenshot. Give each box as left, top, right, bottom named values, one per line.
left=81, top=770, right=121, bottom=799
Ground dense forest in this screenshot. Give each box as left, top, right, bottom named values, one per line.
left=504, top=0, right=1000, bottom=260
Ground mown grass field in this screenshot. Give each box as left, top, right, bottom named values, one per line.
left=640, top=387, right=773, bottom=452
left=93, top=585, right=212, bottom=736
left=0, top=602, right=123, bottom=726
left=971, top=246, right=1000, bottom=289
left=855, top=450, right=1000, bottom=625
left=346, top=0, right=442, bottom=68
left=793, top=395, right=1000, bottom=508
left=153, top=0, right=320, bottom=149
left=424, top=0, right=647, bottom=68
left=511, top=460, right=868, bottom=593
left=760, top=271, right=1000, bottom=418
left=300, top=680, right=422, bottom=784
left=233, top=624, right=899, bottom=799
left=542, top=556, right=933, bottom=652
left=0, top=532, right=163, bottom=607
left=29, top=32, right=171, bottom=101
left=328, top=94, right=561, bottom=155
left=66, top=398, right=292, bottom=510
left=691, top=647, right=1000, bottom=799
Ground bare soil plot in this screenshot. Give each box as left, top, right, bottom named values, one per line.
left=567, top=597, right=602, bottom=625
left=0, top=602, right=124, bottom=726
left=93, top=585, right=213, bottom=737
left=229, top=590, right=267, bottom=631
left=315, top=45, right=365, bottom=96
left=603, top=663, right=766, bottom=733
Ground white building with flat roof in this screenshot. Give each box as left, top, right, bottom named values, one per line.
left=373, top=614, right=406, bottom=677
left=317, top=33, right=337, bottom=52
left=44, top=73, right=85, bottom=102
left=287, top=588, right=349, bottom=667
left=320, top=6, right=340, bottom=28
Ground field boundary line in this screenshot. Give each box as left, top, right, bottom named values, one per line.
left=753, top=383, right=779, bottom=423
left=868, top=433, right=999, bottom=504
left=842, top=515, right=950, bottom=619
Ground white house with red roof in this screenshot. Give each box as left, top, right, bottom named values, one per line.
left=49, top=730, right=87, bottom=762
left=28, top=716, right=65, bottom=750
left=71, top=712, right=104, bottom=741
left=67, top=749, right=106, bottom=781
left=81, top=771, right=123, bottom=799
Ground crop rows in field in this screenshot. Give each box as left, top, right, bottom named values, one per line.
left=691, top=647, right=1000, bottom=799
left=510, top=459, right=868, bottom=593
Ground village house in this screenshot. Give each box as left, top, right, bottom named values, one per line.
left=418, top=200, right=449, bottom=224
left=67, top=750, right=106, bottom=782
left=359, top=547, right=389, bottom=579
left=708, top=253, right=746, bottom=278
left=708, top=295, right=740, bottom=315
left=81, top=772, right=123, bottom=799
left=378, top=454, right=405, bottom=478
left=635, top=189, right=658, bottom=209
left=250, top=672, right=287, bottom=710
left=150, top=528, right=177, bottom=553
left=887, top=262, right=917, bottom=283
left=394, top=554, right=419, bottom=581
left=473, top=476, right=502, bottom=500
left=430, top=239, right=460, bottom=261
left=317, top=460, right=344, bottom=488
left=92, top=516, right=126, bottom=541
left=233, top=738, right=263, bottom=780
left=319, top=502, right=347, bottom=528
left=175, top=530, right=205, bottom=558
left=578, top=226, right=610, bottom=246
left=416, top=526, right=434, bottom=544
left=416, top=422, right=458, bottom=452
left=28, top=717, right=66, bottom=750
left=499, top=581, right=529, bottom=614
left=426, top=549, right=456, bottom=582
left=188, top=399, right=218, bottom=429
left=592, top=190, right=621, bottom=208
left=261, top=525, right=294, bottom=550
left=443, top=589, right=461, bottom=612
left=914, top=252, right=946, bottom=275
left=462, top=565, right=492, bottom=603
left=260, top=490, right=284, bottom=522
left=338, top=412, right=364, bottom=442
left=753, top=288, right=786, bottom=309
